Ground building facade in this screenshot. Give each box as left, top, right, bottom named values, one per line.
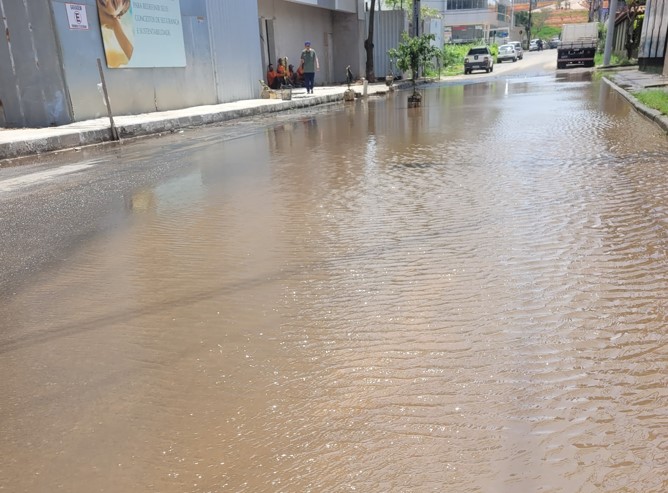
left=258, top=0, right=366, bottom=89
left=422, top=0, right=514, bottom=44
left=0, top=0, right=367, bottom=128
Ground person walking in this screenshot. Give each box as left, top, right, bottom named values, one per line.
left=300, top=41, right=319, bottom=94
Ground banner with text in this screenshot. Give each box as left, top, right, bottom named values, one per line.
left=97, top=0, right=186, bottom=68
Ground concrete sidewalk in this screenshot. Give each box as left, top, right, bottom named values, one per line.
left=600, top=66, right=668, bottom=133
left=602, top=66, right=668, bottom=91
left=0, top=82, right=397, bottom=163
left=2, top=67, right=666, bottom=163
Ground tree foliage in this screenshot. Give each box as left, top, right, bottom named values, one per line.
left=388, top=32, right=441, bottom=89
left=441, top=43, right=472, bottom=70
left=531, top=11, right=550, bottom=34
left=380, top=0, right=441, bottom=19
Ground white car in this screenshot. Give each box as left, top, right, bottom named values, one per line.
left=507, top=41, right=523, bottom=59
left=464, top=46, right=494, bottom=74
left=497, top=44, right=518, bottom=63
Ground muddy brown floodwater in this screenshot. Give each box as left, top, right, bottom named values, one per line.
left=1, top=73, right=667, bottom=493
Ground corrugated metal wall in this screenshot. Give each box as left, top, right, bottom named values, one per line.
left=206, top=0, right=263, bottom=103
left=638, top=0, right=668, bottom=71
left=52, top=0, right=219, bottom=122
left=1, top=0, right=367, bottom=127
left=1, top=0, right=262, bottom=126
left=613, top=20, right=630, bottom=56
left=0, top=0, right=70, bottom=127
left=365, top=10, right=408, bottom=79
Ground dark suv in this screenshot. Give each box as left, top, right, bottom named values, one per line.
left=464, top=46, right=494, bottom=74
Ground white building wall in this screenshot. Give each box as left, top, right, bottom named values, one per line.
left=259, top=0, right=334, bottom=81
left=258, top=0, right=364, bottom=84
left=423, top=0, right=512, bottom=43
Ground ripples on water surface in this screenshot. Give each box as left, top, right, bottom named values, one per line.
left=1, top=75, right=667, bottom=492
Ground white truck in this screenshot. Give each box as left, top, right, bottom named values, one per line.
left=557, top=22, right=599, bottom=69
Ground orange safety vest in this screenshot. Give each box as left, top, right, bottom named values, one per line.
left=266, top=69, right=276, bottom=86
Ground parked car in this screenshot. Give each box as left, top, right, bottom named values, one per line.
left=464, top=46, right=494, bottom=74
left=496, top=44, right=518, bottom=63
left=507, top=41, right=524, bottom=59
left=529, top=39, right=540, bottom=51
left=548, top=37, right=560, bottom=49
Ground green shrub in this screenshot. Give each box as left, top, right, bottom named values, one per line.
left=534, top=26, right=560, bottom=40
left=441, top=43, right=472, bottom=69
left=388, top=32, right=441, bottom=86
left=594, top=52, right=635, bottom=66
left=442, top=41, right=495, bottom=74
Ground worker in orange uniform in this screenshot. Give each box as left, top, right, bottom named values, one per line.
left=276, top=58, right=288, bottom=87
left=266, top=63, right=277, bottom=89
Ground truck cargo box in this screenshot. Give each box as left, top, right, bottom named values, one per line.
left=557, top=22, right=598, bottom=69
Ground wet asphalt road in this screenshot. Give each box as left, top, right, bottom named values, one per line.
left=2, top=48, right=668, bottom=493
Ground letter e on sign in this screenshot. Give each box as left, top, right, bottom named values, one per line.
left=65, top=3, right=89, bottom=30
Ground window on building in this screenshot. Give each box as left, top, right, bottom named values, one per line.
left=446, top=0, right=489, bottom=10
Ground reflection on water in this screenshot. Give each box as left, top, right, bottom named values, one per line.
left=1, top=76, right=668, bottom=493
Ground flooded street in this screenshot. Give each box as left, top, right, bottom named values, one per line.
left=1, top=70, right=668, bottom=492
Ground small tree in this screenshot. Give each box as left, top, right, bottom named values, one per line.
left=388, top=32, right=440, bottom=96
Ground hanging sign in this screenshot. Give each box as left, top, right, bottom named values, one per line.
left=66, top=3, right=89, bottom=30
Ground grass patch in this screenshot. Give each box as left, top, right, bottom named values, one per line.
left=595, top=52, right=620, bottom=66
left=435, top=42, right=496, bottom=77
left=594, top=52, right=635, bottom=67
left=426, top=66, right=465, bottom=77
left=634, top=89, right=668, bottom=115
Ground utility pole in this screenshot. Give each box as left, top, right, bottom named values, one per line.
left=527, top=0, right=533, bottom=48
left=603, top=0, right=618, bottom=65
left=413, top=0, right=421, bottom=37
